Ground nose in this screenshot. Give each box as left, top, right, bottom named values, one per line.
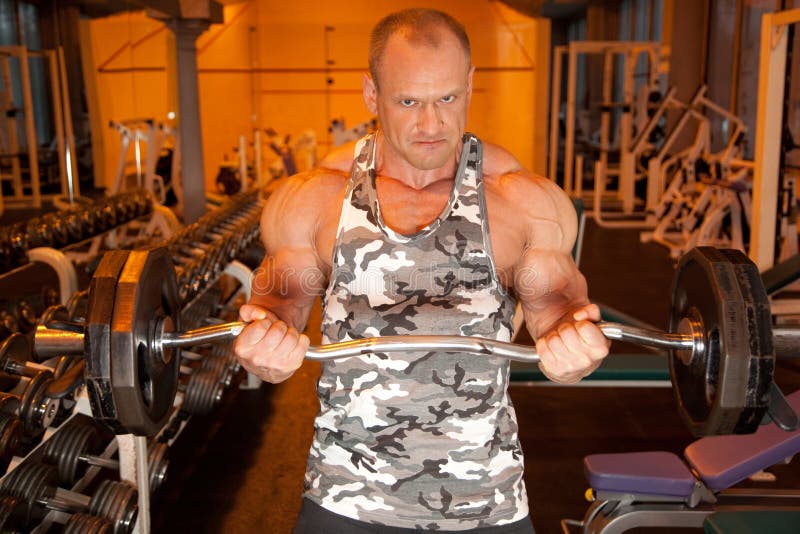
left=416, top=103, right=442, bottom=134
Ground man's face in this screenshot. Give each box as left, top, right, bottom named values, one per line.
left=363, top=31, right=474, bottom=172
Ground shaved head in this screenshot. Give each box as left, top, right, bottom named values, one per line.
left=368, top=8, right=471, bottom=89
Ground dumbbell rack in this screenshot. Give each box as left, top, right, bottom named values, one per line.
left=1, top=411, right=123, bottom=532
left=96, top=191, right=263, bottom=533
left=0, top=190, right=265, bottom=532
left=0, top=189, right=160, bottom=306
left=118, top=191, right=264, bottom=532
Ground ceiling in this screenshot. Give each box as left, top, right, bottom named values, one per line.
left=501, top=0, right=589, bottom=20
left=64, top=0, right=590, bottom=21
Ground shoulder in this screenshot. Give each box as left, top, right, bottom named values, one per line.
left=265, top=167, right=348, bottom=213
left=261, top=167, right=348, bottom=250
left=480, top=141, right=525, bottom=176
left=481, top=140, right=577, bottom=253
left=318, top=141, right=359, bottom=173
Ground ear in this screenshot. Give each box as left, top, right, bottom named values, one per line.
left=466, top=64, right=475, bottom=106
left=363, top=73, right=378, bottom=115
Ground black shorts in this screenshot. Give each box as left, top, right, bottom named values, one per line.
left=292, top=498, right=535, bottom=533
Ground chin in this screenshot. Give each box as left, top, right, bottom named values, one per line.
left=409, top=155, right=450, bottom=171
left=407, top=146, right=453, bottom=170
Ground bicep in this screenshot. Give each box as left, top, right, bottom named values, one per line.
left=251, top=175, right=328, bottom=322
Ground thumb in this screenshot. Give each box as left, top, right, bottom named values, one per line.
left=240, top=304, right=273, bottom=322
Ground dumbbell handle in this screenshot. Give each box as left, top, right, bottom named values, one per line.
left=41, top=487, right=91, bottom=514
left=159, top=320, right=697, bottom=363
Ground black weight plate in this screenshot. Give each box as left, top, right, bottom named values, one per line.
left=80, top=206, right=98, bottom=236
left=717, top=249, right=775, bottom=431
left=44, top=422, right=101, bottom=484
left=14, top=301, right=36, bottom=333
left=2, top=462, right=58, bottom=525
left=67, top=290, right=90, bottom=323
left=85, top=250, right=131, bottom=433
left=64, top=513, right=113, bottom=534
left=26, top=217, right=51, bottom=248
left=670, top=247, right=773, bottom=436
left=0, top=413, right=22, bottom=474
left=45, top=213, right=68, bottom=246
left=0, top=393, right=21, bottom=417
left=38, top=305, right=69, bottom=327
left=147, top=442, right=169, bottom=494
left=64, top=210, right=83, bottom=241
left=0, top=311, right=19, bottom=336
left=18, top=371, right=59, bottom=435
left=89, top=480, right=138, bottom=534
left=109, top=247, right=180, bottom=436
left=0, top=494, right=25, bottom=532
left=0, top=333, right=29, bottom=368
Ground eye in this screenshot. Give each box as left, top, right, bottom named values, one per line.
left=400, top=99, right=416, bottom=107
left=440, top=95, right=456, bottom=103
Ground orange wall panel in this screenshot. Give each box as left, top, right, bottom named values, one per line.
left=85, top=1, right=550, bottom=192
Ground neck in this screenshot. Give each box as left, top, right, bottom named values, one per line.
left=373, top=131, right=462, bottom=190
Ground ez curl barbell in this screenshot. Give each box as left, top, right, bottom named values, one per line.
left=31, top=246, right=800, bottom=438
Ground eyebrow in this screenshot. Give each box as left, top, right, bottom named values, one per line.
left=392, top=87, right=465, bottom=100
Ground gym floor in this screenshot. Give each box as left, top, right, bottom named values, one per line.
left=149, top=219, right=800, bottom=533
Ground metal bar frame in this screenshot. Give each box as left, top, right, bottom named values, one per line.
left=751, top=9, right=800, bottom=270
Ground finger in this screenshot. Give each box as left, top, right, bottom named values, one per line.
left=537, top=334, right=584, bottom=380
left=554, top=324, right=593, bottom=367
left=235, top=319, right=273, bottom=349
left=297, top=333, right=311, bottom=354
left=239, top=305, right=277, bottom=322
left=559, top=322, right=609, bottom=361
left=260, top=321, right=290, bottom=353
left=540, top=331, right=585, bottom=374
left=272, top=326, right=300, bottom=362
left=282, top=334, right=310, bottom=377
left=572, top=303, right=601, bottom=322
left=575, top=320, right=611, bottom=353
left=584, top=303, right=602, bottom=321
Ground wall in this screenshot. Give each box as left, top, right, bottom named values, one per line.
left=661, top=0, right=710, bottom=150
left=82, top=0, right=551, bottom=192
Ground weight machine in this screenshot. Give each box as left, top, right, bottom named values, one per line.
left=108, top=118, right=183, bottom=212
left=751, top=9, right=800, bottom=272
left=214, top=128, right=318, bottom=198
left=549, top=41, right=664, bottom=217
left=0, top=46, right=78, bottom=213
left=639, top=86, right=752, bottom=257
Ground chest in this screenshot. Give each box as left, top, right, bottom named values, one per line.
left=315, top=180, right=526, bottom=288
left=375, top=178, right=452, bottom=235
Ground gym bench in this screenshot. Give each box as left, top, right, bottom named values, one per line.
left=562, top=389, right=800, bottom=533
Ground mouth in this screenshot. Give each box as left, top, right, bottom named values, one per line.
left=413, top=140, right=445, bottom=149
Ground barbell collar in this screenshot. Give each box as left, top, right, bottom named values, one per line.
left=33, top=325, right=85, bottom=358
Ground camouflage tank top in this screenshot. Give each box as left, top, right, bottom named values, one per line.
left=305, top=133, right=528, bottom=530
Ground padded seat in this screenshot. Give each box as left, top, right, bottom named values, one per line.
left=583, top=451, right=695, bottom=498
left=685, top=389, right=800, bottom=491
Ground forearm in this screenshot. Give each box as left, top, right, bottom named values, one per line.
left=248, top=250, right=325, bottom=331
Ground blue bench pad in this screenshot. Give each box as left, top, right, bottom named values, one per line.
left=584, top=451, right=695, bottom=497
left=684, top=389, right=800, bottom=491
